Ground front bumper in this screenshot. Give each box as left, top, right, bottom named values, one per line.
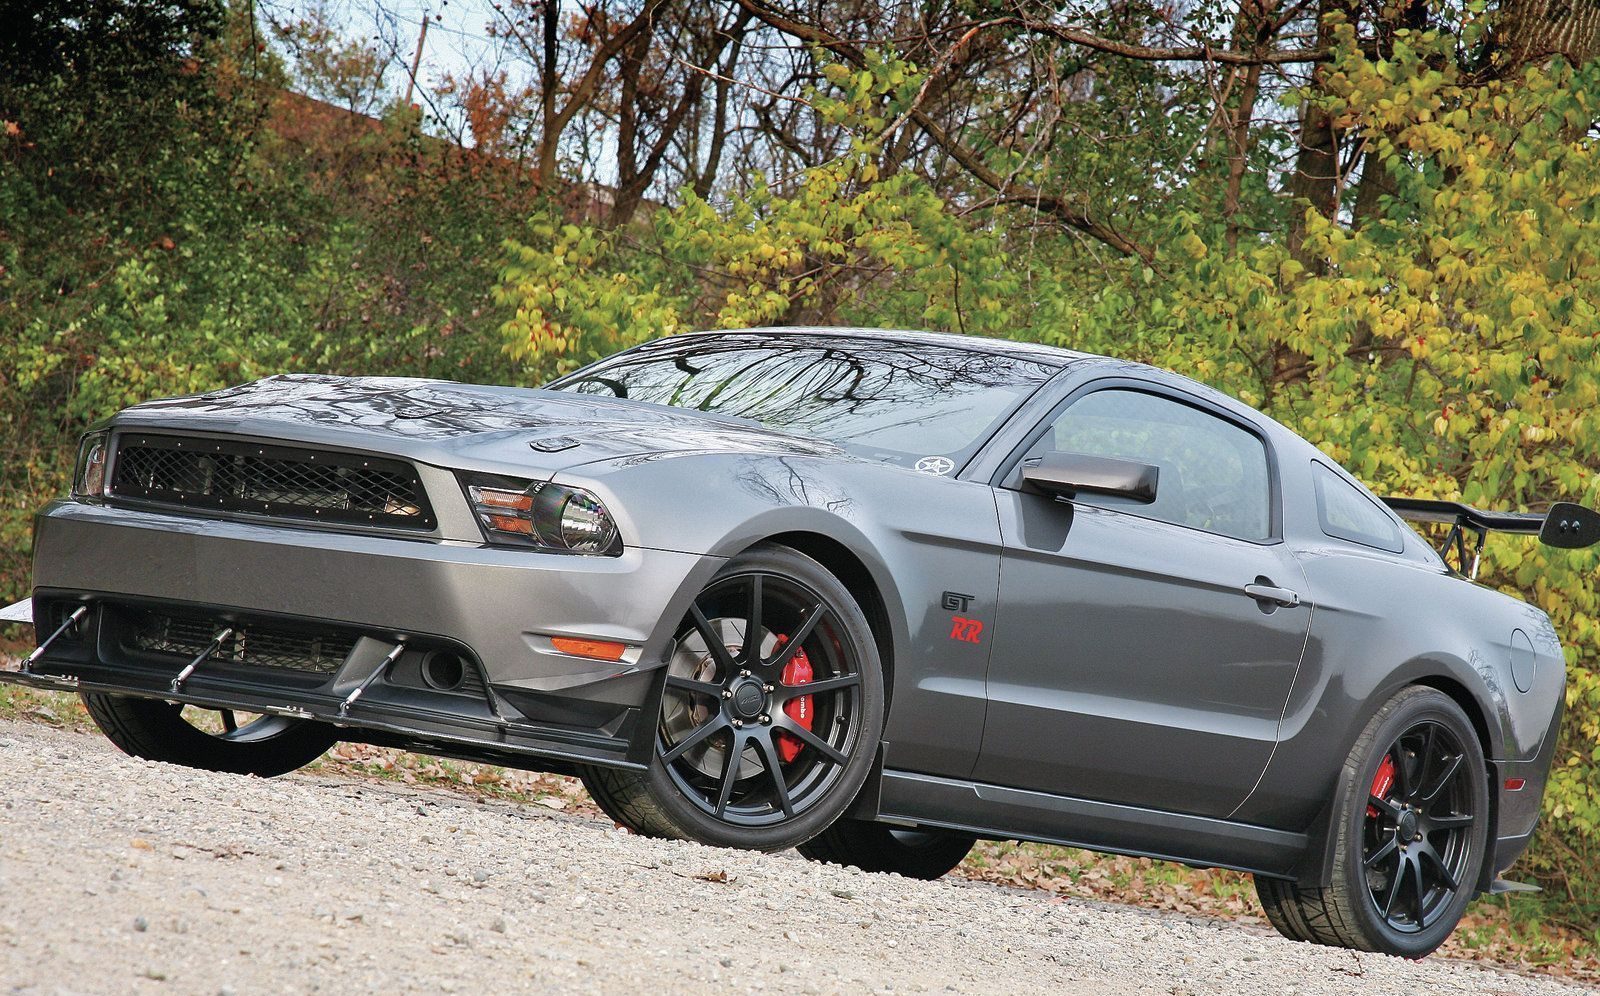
left=8, top=501, right=721, bottom=770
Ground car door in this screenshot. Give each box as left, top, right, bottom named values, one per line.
left=973, top=384, right=1311, bottom=819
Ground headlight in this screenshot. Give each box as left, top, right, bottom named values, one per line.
left=463, top=474, right=622, bottom=555
left=71, top=431, right=109, bottom=500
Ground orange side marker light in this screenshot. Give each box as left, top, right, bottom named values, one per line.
left=550, top=636, right=628, bottom=662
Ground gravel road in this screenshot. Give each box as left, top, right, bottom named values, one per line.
left=0, top=718, right=1589, bottom=996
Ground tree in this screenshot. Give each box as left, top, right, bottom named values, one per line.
left=268, top=0, right=389, bottom=114
left=1490, top=0, right=1600, bottom=70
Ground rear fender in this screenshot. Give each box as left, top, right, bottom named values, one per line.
left=1293, top=665, right=1502, bottom=890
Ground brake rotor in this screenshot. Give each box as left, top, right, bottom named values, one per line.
left=661, top=617, right=775, bottom=779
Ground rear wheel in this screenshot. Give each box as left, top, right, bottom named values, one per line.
left=82, top=693, right=337, bottom=777
left=1255, top=686, right=1487, bottom=957
left=582, top=544, right=884, bottom=852
left=798, top=819, right=976, bottom=879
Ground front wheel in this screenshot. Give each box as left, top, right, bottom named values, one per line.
left=82, top=693, right=338, bottom=777
left=798, top=819, right=976, bottom=879
left=1255, top=686, right=1488, bottom=957
left=582, top=544, right=885, bottom=852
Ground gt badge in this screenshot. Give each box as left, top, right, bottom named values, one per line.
left=941, top=591, right=974, bottom=612
left=950, top=616, right=984, bottom=644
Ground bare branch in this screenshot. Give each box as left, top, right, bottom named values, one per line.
left=734, top=0, right=1154, bottom=264
left=1006, top=15, right=1328, bottom=65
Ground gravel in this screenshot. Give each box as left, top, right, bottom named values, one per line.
left=0, top=717, right=1589, bottom=995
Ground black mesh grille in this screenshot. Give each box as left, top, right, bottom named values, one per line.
left=123, top=607, right=356, bottom=674
left=109, top=434, right=434, bottom=529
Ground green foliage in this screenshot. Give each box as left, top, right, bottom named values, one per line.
left=269, top=0, right=389, bottom=113
left=496, top=215, right=687, bottom=376
left=0, top=1, right=526, bottom=603
left=0, top=0, right=227, bottom=209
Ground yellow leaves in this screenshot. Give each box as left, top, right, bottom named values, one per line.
left=1509, top=293, right=1540, bottom=322
left=1521, top=424, right=1556, bottom=445
left=1401, top=266, right=1433, bottom=293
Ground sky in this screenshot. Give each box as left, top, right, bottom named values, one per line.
left=260, top=0, right=533, bottom=139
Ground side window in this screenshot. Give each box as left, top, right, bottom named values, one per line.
left=1312, top=462, right=1404, bottom=553
left=1021, top=389, right=1273, bottom=541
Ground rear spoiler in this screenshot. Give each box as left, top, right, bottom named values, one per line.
left=1382, top=497, right=1600, bottom=577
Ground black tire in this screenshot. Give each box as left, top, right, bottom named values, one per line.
left=81, top=693, right=338, bottom=778
left=1254, top=686, right=1489, bottom=958
left=798, top=819, right=976, bottom=879
left=581, top=543, right=885, bottom=852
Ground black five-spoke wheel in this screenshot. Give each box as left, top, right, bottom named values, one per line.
left=1362, top=721, right=1476, bottom=933
left=81, top=693, right=337, bottom=777
left=1254, top=686, right=1488, bottom=958
left=660, top=571, right=864, bottom=826
left=581, top=544, right=884, bottom=851
left=798, top=819, right=977, bottom=880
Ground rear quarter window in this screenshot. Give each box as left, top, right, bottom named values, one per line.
left=1312, top=462, right=1404, bottom=553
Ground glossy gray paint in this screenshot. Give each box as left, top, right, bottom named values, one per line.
left=15, top=327, right=1569, bottom=886
left=30, top=501, right=710, bottom=694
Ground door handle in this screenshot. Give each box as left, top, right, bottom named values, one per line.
left=1244, top=583, right=1301, bottom=608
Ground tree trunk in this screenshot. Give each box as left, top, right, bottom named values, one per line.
left=1222, top=0, right=1278, bottom=248
left=611, top=27, right=650, bottom=223
left=1351, top=0, right=1428, bottom=224
left=1491, top=0, right=1600, bottom=69
left=1285, top=0, right=1354, bottom=260
left=537, top=0, right=559, bottom=190
left=692, top=16, right=750, bottom=199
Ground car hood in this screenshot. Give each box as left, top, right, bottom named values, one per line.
left=111, top=374, right=842, bottom=478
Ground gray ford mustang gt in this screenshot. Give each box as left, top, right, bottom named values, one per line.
left=5, top=327, right=1596, bottom=957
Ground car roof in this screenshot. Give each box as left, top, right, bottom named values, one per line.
left=664, top=327, right=1288, bottom=429
left=664, top=326, right=1101, bottom=369
left=664, top=325, right=1281, bottom=433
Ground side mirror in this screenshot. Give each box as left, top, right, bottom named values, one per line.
left=1540, top=501, right=1600, bottom=549
left=1021, top=451, right=1159, bottom=504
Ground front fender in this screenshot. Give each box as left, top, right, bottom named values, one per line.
left=554, top=453, right=911, bottom=669
left=556, top=450, right=1006, bottom=778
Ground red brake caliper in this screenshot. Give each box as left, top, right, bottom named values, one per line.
left=1367, top=754, right=1397, bottom=818
left=773, top=634, right=813, bottom=763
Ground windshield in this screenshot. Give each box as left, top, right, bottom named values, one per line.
left=547, top=334, right=1059, bottom=471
